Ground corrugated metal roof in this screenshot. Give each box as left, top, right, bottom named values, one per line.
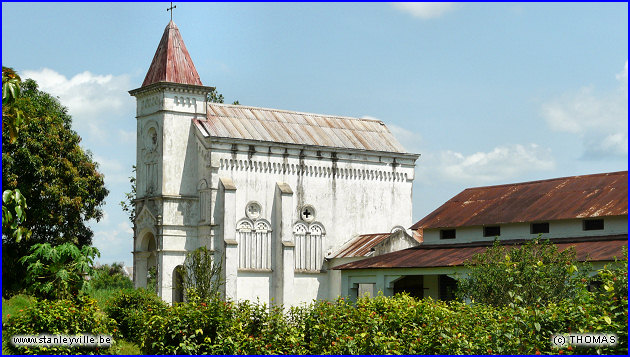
left=195, top=103, right=409, bottom=153
left=411, top=171, right=628, bottom=230
left=142, top=21, right=202, bottom=87
left=333, top=234, right=628, bottom=270
left=331, top=233, right=392, bottom=258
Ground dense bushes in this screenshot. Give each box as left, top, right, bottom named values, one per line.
left=4, top=258, right=626, bottom=355
left=136, top=259, right=627, bottom=355
left=2, top=295, right=118, bottom=355
left=90, top=263, right=133, bottom=291
left=137, top=291, right=626, bottom=355
left=457, top=238, right=591, bottom=307
left=104, top=288, right=167, bottom=344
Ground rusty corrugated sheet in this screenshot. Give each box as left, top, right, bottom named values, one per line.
left=142, top=21, right=202, bottom=87
left=333, top=235, right=628, bottom=270
left=332, top=233, right=392, bottom=258
left=196, top=103, right=409, bottom=153
left=410, top=171, right=628, bottom=230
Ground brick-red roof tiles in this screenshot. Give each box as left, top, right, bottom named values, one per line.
left=142, top=21, right=202, bottom=87
left=411, top=171, right=628, bottom=230
left=333, top=235, right=628, bottom=270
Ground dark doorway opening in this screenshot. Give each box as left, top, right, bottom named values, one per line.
left=393, top=275, right=424, bottom=299
left=438, top=275, right=458, bottom=301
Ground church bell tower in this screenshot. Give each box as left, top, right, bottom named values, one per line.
left=128, top=20, right=214, bottom=298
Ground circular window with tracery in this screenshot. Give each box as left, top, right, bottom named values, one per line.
left=300, top=205, right=316, bottom=222
left=245, top=201, right=262, bottom=220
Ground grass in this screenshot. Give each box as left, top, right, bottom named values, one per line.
left=2, top=294, right=35, bottom=323
left=88, top=287, right=121, bottom=311
left=2, top=290, right=142, bottom=355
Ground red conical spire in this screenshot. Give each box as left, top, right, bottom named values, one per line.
left=142, top=21, right=203, bottom=87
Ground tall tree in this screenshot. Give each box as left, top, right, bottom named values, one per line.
left=2, top=76, right=109, bottom=295
left=2, top=67, right=31, bottom=243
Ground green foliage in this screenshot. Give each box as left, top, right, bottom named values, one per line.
left=119, top=165, right=136, bottom=225
left=2, top=188, right=31, bottom=242
left=2, top=76, right=108, bottom=296
left=2, top=66, right=27, bottom=143
left=19, top=242, right=100, bottom=300
left=2, top=68, right=32, bottom=245
left=2, top=295, right=119, bottom=355
left=90, top=263, right=134, bottom=291
left=207, top=88, right=239, bottom=105
left=180, top=246, right=223, bottom=302
left=137, top=279, right=627, bottom=355
left=146, top=266, right=158, bottom=293
left=140, top=298, right=304, bottom=354
left=104, top=289, right=167, bottom=344
left=2, top=294, right=36, bottom=324
left=457, top=237, right=590, bottom=307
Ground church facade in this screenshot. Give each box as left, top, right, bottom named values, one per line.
left=129, top=21, right=419, bottom=305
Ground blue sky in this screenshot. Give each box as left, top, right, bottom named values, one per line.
left=2, top=2, right=627, bottom=267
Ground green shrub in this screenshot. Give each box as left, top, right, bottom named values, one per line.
left=137, top=284, right=627, bottom=355
left=2, top=295, right=119, bottom=355
left=457, top=238, right=591, bottom=307
left=90, top=263, right=133, bottom=291
left=19, top=242, right=100, bottom=300
left=2, top=294, right=36, bottom=323
left=141, top=298, right=305, bottom=354
left=104, top=288, right=167, bottom=344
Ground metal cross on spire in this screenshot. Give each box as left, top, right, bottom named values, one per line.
left=167, top=2, right=176, bottom=21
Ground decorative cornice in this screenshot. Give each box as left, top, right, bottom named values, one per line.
left=219, top=157, right=410, bottom=182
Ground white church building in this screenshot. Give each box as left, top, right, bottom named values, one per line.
left=129, top=21, right=419, bottom=305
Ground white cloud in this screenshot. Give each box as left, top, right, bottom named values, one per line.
left=118, top=129, right=136, bottom=145
left=93, top=220, right=133, bottom=266
left=432, top=144, right=555, bottom=184
left=362, top=116, right=423, bottom=153
left=391, top=2, right=457, bottom=19
left=542, top=61, right=628, bottom=159
left=365, top=115, right=554, bottom=184
left=387, top=123, right=422, bottom=153
left=22, top=68, right=134, bottom=142
left=93, top=155, right=129, bottom=185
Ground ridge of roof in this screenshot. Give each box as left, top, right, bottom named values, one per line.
left=142, top=21, right=202, bottom=87
left=461, top=171, right=627, bottom=192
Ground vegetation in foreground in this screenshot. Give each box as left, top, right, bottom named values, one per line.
left=3, top=256, right=626, bottom=355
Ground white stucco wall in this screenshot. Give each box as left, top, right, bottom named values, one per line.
left=205, top=139, right=417, bottom=305
left=422, top=216, right=628, bottom=244
left=131, top=83, right=419, bottom=306
left=237, top=272, right=272, bottom=304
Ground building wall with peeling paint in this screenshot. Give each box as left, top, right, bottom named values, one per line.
left=130, top=82, right=419, bottom=305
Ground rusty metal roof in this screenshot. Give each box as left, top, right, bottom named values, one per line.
left=411, top=171, right=628, bottom=230
left=194, top=103, right=409, bottom=153
left=333, top=234, right=628, bottom=270
left=142, top=21, right=202, bottom=87
left=331, top=233, right=392, bottom=258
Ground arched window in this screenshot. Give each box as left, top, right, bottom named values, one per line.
left=237, top=218, right=272, bottom=270
left=294, top=222, right=325, bottom=272
left=172, top=265, right=184, bottom=303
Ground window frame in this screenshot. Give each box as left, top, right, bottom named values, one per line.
left=530, top=222, right=550, bottom=234
left=440, top=229, right=456, bottom=240
left=483, top=225, right=501, bottom=237
left=583, top=219, right=604, bottom=231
